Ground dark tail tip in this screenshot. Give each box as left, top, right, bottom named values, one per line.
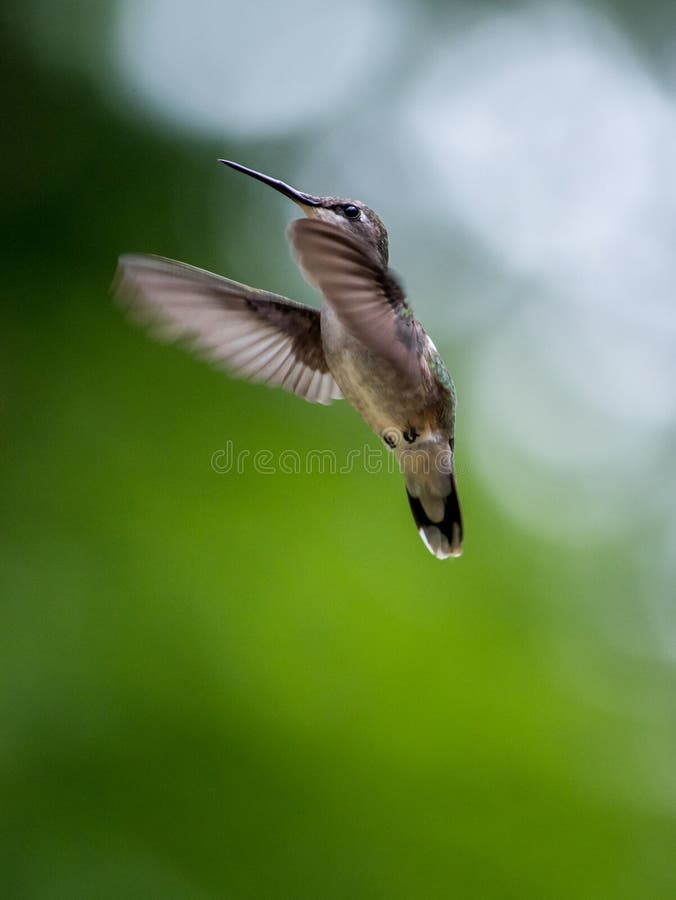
left=407, top=475, right=463, bottom=559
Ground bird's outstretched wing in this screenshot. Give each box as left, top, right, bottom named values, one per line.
left=114, top=254, right=342, bottom=405
left=288, top=219, right=424, bottom=383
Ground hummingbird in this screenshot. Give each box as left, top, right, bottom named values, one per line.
left=115, top=160, right=463, bottom=558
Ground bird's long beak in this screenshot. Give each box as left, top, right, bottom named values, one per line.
left=219, top=159, right=322, bottom=209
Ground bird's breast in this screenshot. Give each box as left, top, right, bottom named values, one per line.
left=320, top=304, right=435, bottom=435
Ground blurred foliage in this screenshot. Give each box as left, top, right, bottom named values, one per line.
left=2, top=3, right=676, bottom=899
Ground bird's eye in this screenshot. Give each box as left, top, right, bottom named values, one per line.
left=342, top=205, right=361, bottom=219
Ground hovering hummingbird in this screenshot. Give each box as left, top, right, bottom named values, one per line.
left=115, top=160, right=463, bottom=558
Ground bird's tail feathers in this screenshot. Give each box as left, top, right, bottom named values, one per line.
left=406, top=470, right=463, bottom=560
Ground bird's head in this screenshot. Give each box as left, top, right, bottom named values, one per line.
left=219, top=159, right=389, bottom=267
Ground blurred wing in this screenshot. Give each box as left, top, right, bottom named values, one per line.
left=114, top=254, right=342, bottom=405
left=288, top=219, right=424, bottom=383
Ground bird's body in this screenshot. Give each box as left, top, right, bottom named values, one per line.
left=321, top=303, right=420, bottom=432
left=325, top=313, right=460, bottom=540
left=115, top=161, right=463, bottom=558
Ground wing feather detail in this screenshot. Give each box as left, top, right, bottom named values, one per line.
left=288, top=219, right=424, bottom=384
left=114, top=254, right=342, bottom=405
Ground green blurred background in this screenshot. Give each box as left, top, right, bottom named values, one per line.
left=3, top=1, right=676, bottom=897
